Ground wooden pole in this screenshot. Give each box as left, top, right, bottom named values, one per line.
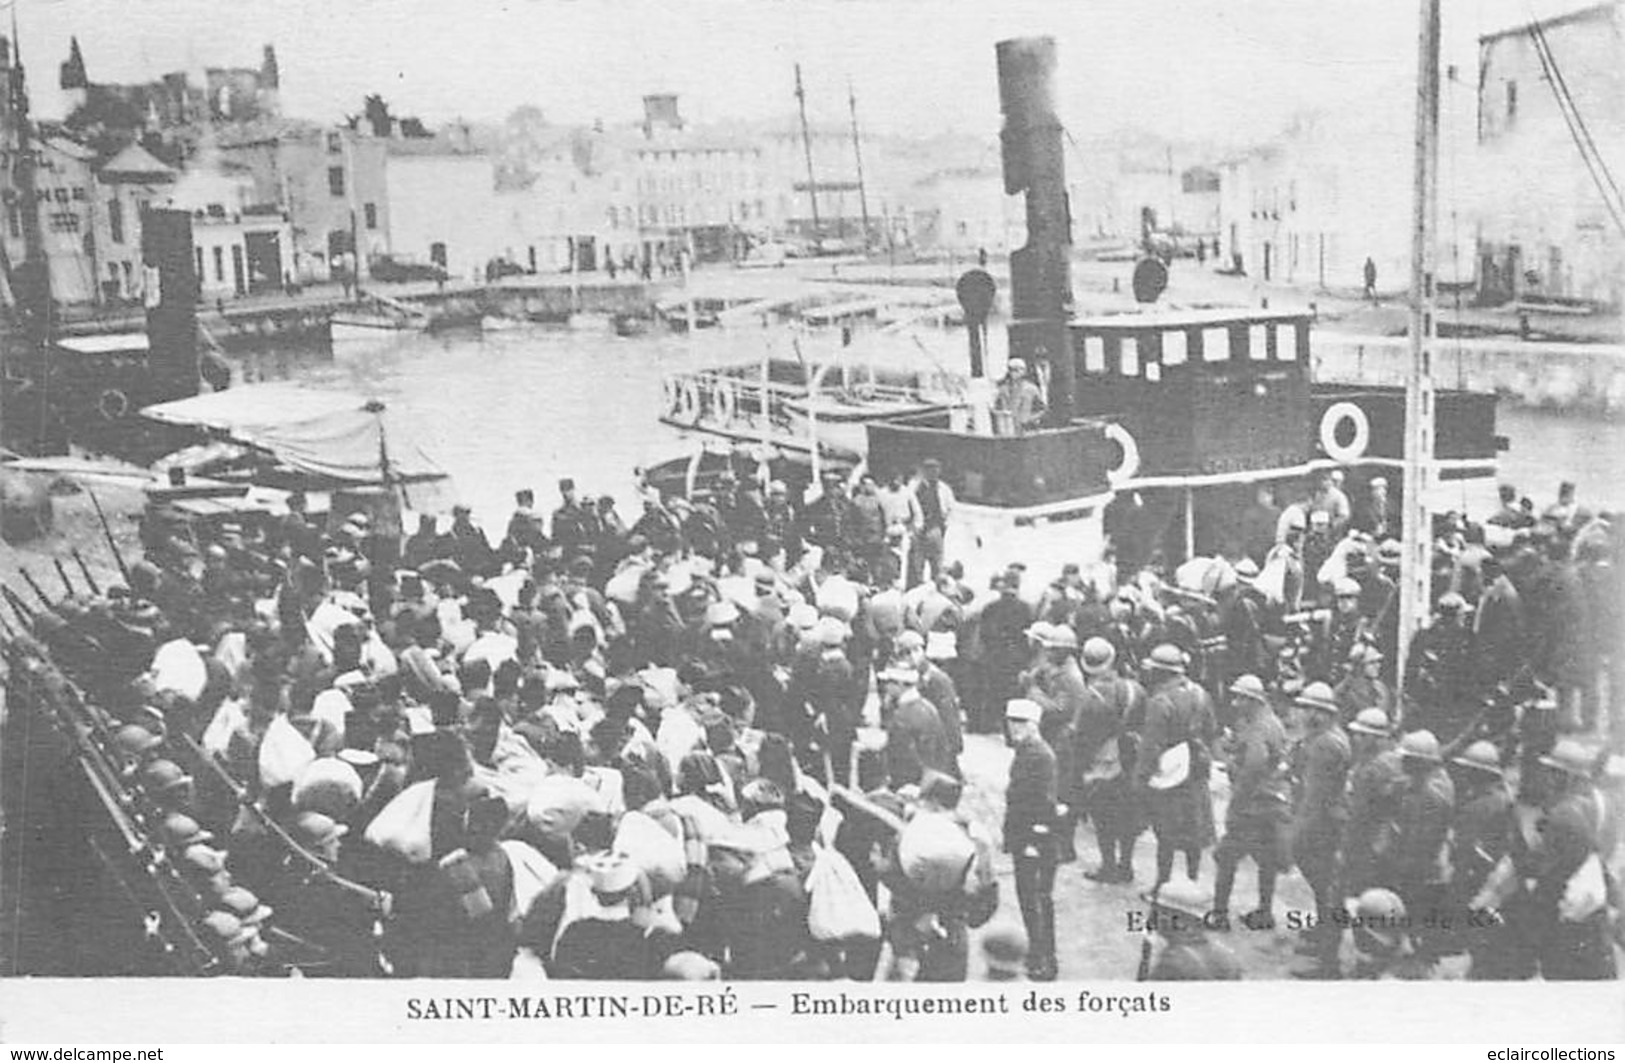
left=848, top=80, right=872, bottom=246
left=1396, top=0, right=1441, bottom=704
left=795, top=64, right=822, bottom=240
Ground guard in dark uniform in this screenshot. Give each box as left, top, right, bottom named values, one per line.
left=1528, top=739, right=1617, bottom=980
left=1289, top=681, right=1352, bottom=979
left=1392, top=729, right=1455, bottom=968
left=1212, top=675, right=1291, bottom=929
left=1073, top=637, right=1145, bottom=883
left=1404, top=593, right=1476, bottom=739
left=1447, top=741, right=1524, bottom=980
left=1133, top=644, right=1218, bottom=887
left=1004, top=697, right=1059, bottom=981
left=1341, top=707, right=1405, bottom=897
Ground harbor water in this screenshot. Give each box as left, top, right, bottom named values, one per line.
left=236, top=318, right=1625, bottom=528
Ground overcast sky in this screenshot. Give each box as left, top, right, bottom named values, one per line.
left=20, top=0, right=1596, bottom=143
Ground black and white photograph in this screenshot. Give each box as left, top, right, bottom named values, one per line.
left=0, top=0, right=1622, bottom=1042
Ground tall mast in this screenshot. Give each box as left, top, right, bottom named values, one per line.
left=847, top=79, right=871, bottom=246
left=794, top=63, right=821, bottom=239
left=1396, top=0, right=1441, bottom=705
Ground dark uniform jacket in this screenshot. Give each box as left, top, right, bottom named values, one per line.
left=1342, top=748, right=1405, bottom=892
left=1394, top=765, right=1455, bottom=886
left=1004, top=734, right=1058, bottom=858
left=1474, top=576, right=1525, bottom=685
left=1072, top=674, right=1143, bottom=791
left=1451, top=783, right=1516, bottom=900
left=1292, top=726, right=1352, bottom=847
left=1024, top=657, right=1088, bottom=804
left=1224, top=710, right=1291, bottom=825
left=1133, top=676, right=1217, bottom=790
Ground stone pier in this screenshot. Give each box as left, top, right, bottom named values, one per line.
left=1316, top=332, right=1625, bottom=414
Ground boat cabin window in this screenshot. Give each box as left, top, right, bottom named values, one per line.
left=1083, top=335, right=1105, bottom=372
left=1277, top=324, right=1298, bottom=361
left=1202, top=327, right=1231, bottom=362
left=1250, top=324, right=1271, bottom=360
left=1119, top=337, right=1140, bottom=377
left=1162, top=329, right=1188, bottom=365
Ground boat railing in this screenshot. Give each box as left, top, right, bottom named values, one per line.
left=659, top=365, right=950, bottom=429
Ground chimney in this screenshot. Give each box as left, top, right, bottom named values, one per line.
left=642, top=93, right=682, bottom=138
left=260, top=44, right=279, bottom=89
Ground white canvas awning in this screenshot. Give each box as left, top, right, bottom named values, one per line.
left=141, top=384, right=449, bottom=486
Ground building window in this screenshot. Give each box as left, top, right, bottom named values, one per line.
left=327, top=132, right=342, bottom=154
left=195, top=247, right=204, bottom=279
left=213, top=245, right=225, bottom=282
left=364, top=202, right=377, bottom=229
left=328, top=166, right=345, bottom=197
left=48, top=211, right=81, bottom=233
left=53, top=187, right=70, bottom=204
left=1505, top=80, right=1517, bottom=122
left=108, top=198, right=124, bottom=244
left=71, top=186, right=88, bottom=201
left=6, top=203, right=19, bottom=239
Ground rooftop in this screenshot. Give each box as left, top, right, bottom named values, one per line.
left=1480, top=0, right=1619, bottom=44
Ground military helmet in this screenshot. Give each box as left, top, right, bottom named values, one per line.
left=1142, top=643, right=1186, bottom=675
left=1451, top=740, right=1503, bottom=777
left=1351, top=888, right=1407, bottom=953
left=1398, top=729, right=1443, bottom=764
left=1539, top=738, right=1597, bottom=779
left=1347, top=707, right=1391, bottom=736
left=1228, top=674, right=1268, bottom=704
left=1294, top=681, right=1339, bottom=716
left=1081, top=637, right=1116, bottom=675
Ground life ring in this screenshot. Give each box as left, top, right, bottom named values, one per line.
left=1319, top=401, right=1370, bottom=463
left=676, top=379, right=701, bottom=422
left=1104, top=422, right=1141, bottom=485
left=97, top=388, right=130, bottom=421
left=713, top=380, right=737, bottom=423
left=662, top=376, right=680, bottom=416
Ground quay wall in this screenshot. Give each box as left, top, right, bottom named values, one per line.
left=54, top=281, right=662, bottom=354
left=1315, top=332, right=1625, bottom=414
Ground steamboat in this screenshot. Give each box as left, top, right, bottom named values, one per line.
left=651, top=37, right=1503, bottom=587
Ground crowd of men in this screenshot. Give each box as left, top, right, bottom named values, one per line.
left=2, top=461, right=1621, bottom=982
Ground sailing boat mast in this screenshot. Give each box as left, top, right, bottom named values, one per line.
left=793, top=63, right=821, bottom=241
left=847, top=79, right=871, bottom=248
left=1396, top=0, right=1441, bottom=701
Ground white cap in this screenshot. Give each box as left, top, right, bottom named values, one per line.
left=1005, top=698, right=1042, bottom=723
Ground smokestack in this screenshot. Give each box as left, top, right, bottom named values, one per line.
left=142, top=209, right=201, bottom=403
left=997, top=36, right=1075, bottom=426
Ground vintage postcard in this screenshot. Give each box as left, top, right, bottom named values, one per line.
left=1, top=0, right=1621, bottom=1045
